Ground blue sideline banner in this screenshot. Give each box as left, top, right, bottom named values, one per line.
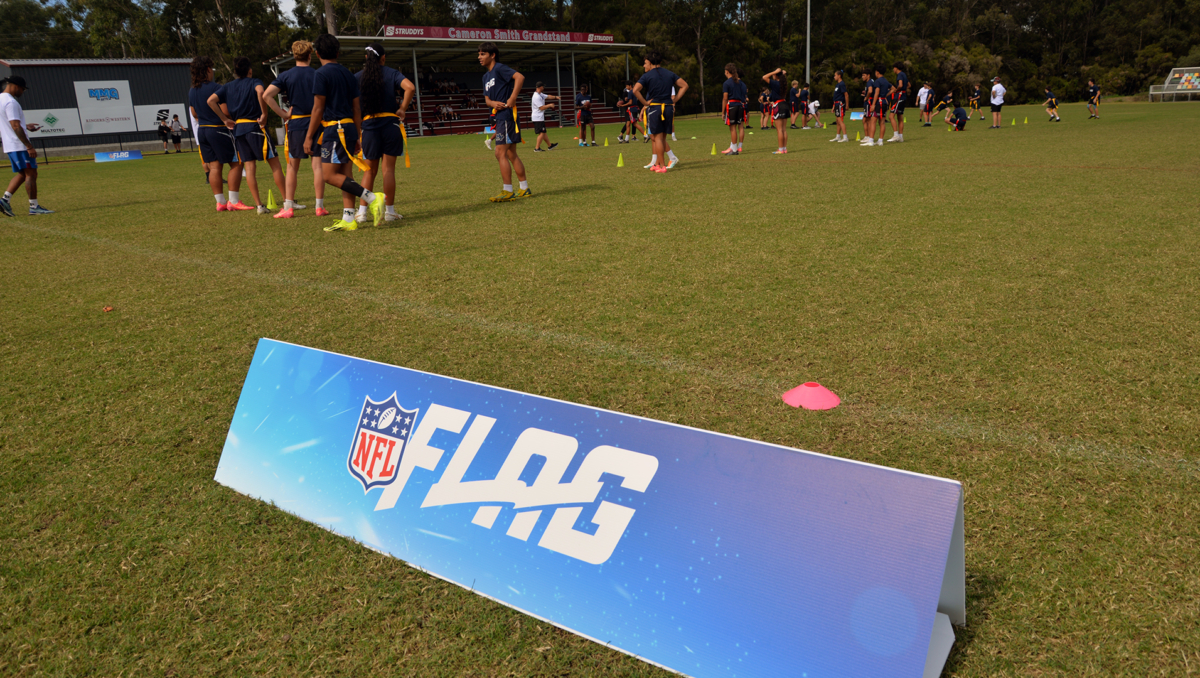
left=94, top=150, right=143, bottom=163
left=215, top=339, right=965, bottom=678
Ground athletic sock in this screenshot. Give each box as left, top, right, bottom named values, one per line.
left=667, top=151, right=678, bottom=162
left=385, top=204, right=396, bottom=215
left=284, top=200, right=294, bottom=210
left=215, top=193, right=228, bottom=205
left=315, top=198, right=324, bottom=209
left=649, top=154, right=658, bottom=165
left=357, top=205, right=368, bottom=217
left=503, top=184, right=513, bottom=193
left=361, top=189, right=376, bottom=204
left=229, top=191, right=240, bottom=204
left=3, top=191, right=11, bottom=200
left=342, top=208, right=354, bottom=222
left=29, top=199, right=38, bottom=208
left=519, top=180, right=529, bottom=190
left=339, top=178, right=366, bottom=198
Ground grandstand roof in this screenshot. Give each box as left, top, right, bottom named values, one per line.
left=0, top=58, right=193, bottom=67
left=265, top=27, right=644, bottom=73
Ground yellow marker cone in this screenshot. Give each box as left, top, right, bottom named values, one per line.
left=1024, top=116, right=1028, bottom=124
left=617, top=153, right=624, bottom=168
left=855, top=131, right=860, bottom=141
left=711, top=143, right=717, bottom=155
left=604, top=137, right=609, bottom=147
left=1011, top=118, right=1016, bottom=126
left=904, top=116, right=907, bottom=123
left=947, top=125, right=952, bottom=132
left=267, top=189, right=278, bottom=210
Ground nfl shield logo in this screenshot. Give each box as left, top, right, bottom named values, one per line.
left=346, top=393, right=419, bottom=492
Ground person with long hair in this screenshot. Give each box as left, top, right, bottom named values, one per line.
left=354, top=42, right=415, bottom=224
left=188, top=56, right=243, bottom=211
left=720, top=64, right=747, bottom=155
left=264, top=40, right=327, bottom=218
left=208, top=56, right=287, bottom=213
left=633, top=51, right=687, bottom=172
left=478, top=41, right=531, bottom=201
left=763, top=67, right=789, bottom=154
left=304, top=34, right=385, bottom=231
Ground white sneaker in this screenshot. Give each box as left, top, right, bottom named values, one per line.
left=293, top=203, right=307, bottom=210
left=484, top=138, right=493, bottom=150
left=643, top=162, right=656, bottom=169
left=829, top=136, right=840, bottom=142
left=874, top=139, right=883, bottom=146
left=671, top=133, right=677, bottom=141
left=860, top=140, right=874, bottom=146
left=256, top=205, right=270, bottom=214
left=666, top=157, right=679, bottom=169
left=837, top=136, right=848, bottom=143
left=355, top=211, right=369, bottom=224
left=885, top=136, right=899, bottom=142
left=385, top=212, right=402, bottom=222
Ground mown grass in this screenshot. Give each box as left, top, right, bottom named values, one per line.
left=1, top=101, right=1198, bottom=676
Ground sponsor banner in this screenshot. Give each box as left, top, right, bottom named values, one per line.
left=134, top=103, right=189, bottom=133
left=21, top=109, right=84, bottom=137
left=383, top=25, right=615, bottom=43
left=851, top=111, right=865, bottom=120
left=94, top=150, right=143, bottom=163
left=216, top=339, right=965, bottom=678
left=74, top=80, right=137, bottom=134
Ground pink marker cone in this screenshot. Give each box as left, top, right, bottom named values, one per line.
left=782, top=382, right=841, bottom=410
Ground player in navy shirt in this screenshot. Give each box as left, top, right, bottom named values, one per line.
left=206, top=56, right=286, bottom=214
left=868, top=66, right=892, bottom=146
left=758, top=88, right=770, bottom=129
left=1087, top=79, right=1101, bottom=118
left=888, top=62, right=909, bottom=142
left=788, top=82, right=800, bottom=128
left=1042, top=87, right=1061, bottom=122
left=264, top=40, right=325, bottom=217
left=304, top=34, right=384, bottom=231
left=720, top=64, right=748, bottom=155
left=762, top=67, right=789, bottom=154
left=634, top=51, right=688, bottom=171
left=354, top=42, right=414, bottom=224
left=829, top=70, right=849, bottom=143
left=968, top=84, right=983, bottom=121
left=479, top=41, right=530, bottom=201
left=950, top=105, right=968, bottom=131
left=616, top=81, right=645, bottom=143
left=188, top=56, right=243, bottom=211
left=575, top=85, right=595, bottom=146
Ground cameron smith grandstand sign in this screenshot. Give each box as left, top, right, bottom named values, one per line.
left=383, top=25, right=615, bottom=43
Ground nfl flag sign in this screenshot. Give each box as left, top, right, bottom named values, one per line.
left=346, top=394, right=418, bottom=492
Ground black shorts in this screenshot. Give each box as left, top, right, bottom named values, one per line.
left=645, top=103, right=673, bottom=136
left=285, top=124, right=311, bottom=159
left=320, top=122, right=359, bottom=165
left=797, top=100, right=808, bottom=115
left=953, top=118, right=967, bottom=131
left=833, top=101, right=846, bottom=118
left=772, top=101, right=789, bottom=120
left=577, top=109, right=593, bottom=125
left=532, top=120, right=547, bottom=134
left=235, top=127, right=277, bottom=162
left=170, top=134, right=181, bottom=143
left=990, top=103, right=1003, bottom=113
left=872, top=99, right=886, bottom=119
left=892, top=97, right=906, bottom=115
left=360, top=121, right=404, bottom=160
left=923, top=99, right=934, bottom=113
left=493, top=108, right=521, bottom=145
left=626, top=107, right=640, bottom=123
left=725, top=101, right=745, bottom=125
left=198, top=126, right=237, bottom=164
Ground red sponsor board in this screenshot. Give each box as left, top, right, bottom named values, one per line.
left=382, top=26, right=616, bottom=44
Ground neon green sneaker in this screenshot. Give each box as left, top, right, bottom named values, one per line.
left=489, top=190, right=516, bottom=203
left=368, top=194, right=385, bottom=227
left=515, top=188, right=532, bottom=199
left=323, top=219, right=358, bottom=232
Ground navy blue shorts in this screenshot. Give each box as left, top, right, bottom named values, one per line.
left=772, top=101, right=789, bottom=120
left=725, top=101, right=745, bottom=125
left=361, top=122, right=404, bottom=160
left=286, top=122, right=311, bottom=159
left=320, top=123, right=358, bottom=165
left=627, top=107, right=640, bottom=123
left=7, top=150, right=36, bottom=173
left=577, top=109, right=593, bottom=125
left=235, top=127, right=277, bottom=162
left=198, top=126, right=237, bottom=164
left=645, top=104, right=673, bottom=136
left=493, top=109, right=521, bottom=146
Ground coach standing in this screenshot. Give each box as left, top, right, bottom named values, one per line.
left=0, top=76, right=53, bottom=217
left=989, top=76, right=1006, bottom=129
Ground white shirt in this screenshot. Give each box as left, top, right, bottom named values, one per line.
left=917, top=86, right=930, bottom=106
left=1, top=92, right=29, bottom=153
left=991, top=84, right=1006, bottom=105
left=531, top=91, right=547, bottom=122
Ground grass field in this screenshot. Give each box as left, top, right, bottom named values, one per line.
left=2, top=101, right=1198, bottom=677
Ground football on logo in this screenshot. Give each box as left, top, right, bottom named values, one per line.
left=346, top=393, right=420, bottom=492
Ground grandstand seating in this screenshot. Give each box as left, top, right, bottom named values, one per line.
left=404, top=86, right=626, bottom=136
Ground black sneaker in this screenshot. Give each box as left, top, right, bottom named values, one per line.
left=533, top=148, right=545, bottom=152
left=548, top=143, right=558, bottom=150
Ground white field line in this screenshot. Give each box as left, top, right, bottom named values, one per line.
left=11, top=220, right=1197, bottom=479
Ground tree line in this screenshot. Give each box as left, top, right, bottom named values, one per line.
left=5, top=0, right=1199, bottom=110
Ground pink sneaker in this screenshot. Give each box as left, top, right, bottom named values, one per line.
left=273, top=207, right=294, bottom=219
left=227, top=201, right=254, bottom=211
left=653, top=165, right=668, bottom=173
left=215, top=202, right=227, bottom=212
left=314, top=207, right=331, bottom=217
left=720, top=148, right=734, bottom=155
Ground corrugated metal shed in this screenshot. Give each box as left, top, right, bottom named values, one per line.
left=0, top=58, right=192, bottom=110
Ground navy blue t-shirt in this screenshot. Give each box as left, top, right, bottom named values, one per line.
left=942, top=93, right=954, bottom=106
left=1045, top=90, right=1056, bottom=102
left=767, top=79, right=787, bottom=102
left=575, top=92, right=592, bottom=109
left=873, top=77, right=892, bottom=99
left=189, top=81, right=224, bottom=126
left=895, top=71, right=909, bottom=96
left=483, top=62, right=517, bottom=104
left=223, top=77, right=264, bottom=136
left=355, top=65, right=408, bottom=129
left=952, top=106, right=967, bottom=122
left=799, top=88, right=810, bottom=103
left=970, top=87, right=982, bottom=102
left=833, top=81, right=847, bottom=104
left=1089, top=85, right=1100, bottom=100
left=313, top=63, right=360, bottom=122
left=272, top=66, right=317, bottom=125
left=637, top=67, right=678, bottom=104
left=722, top=79, right=748, bottom=102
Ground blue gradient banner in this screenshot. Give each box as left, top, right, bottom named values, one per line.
left=216, top=339, right=962, bottom=678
